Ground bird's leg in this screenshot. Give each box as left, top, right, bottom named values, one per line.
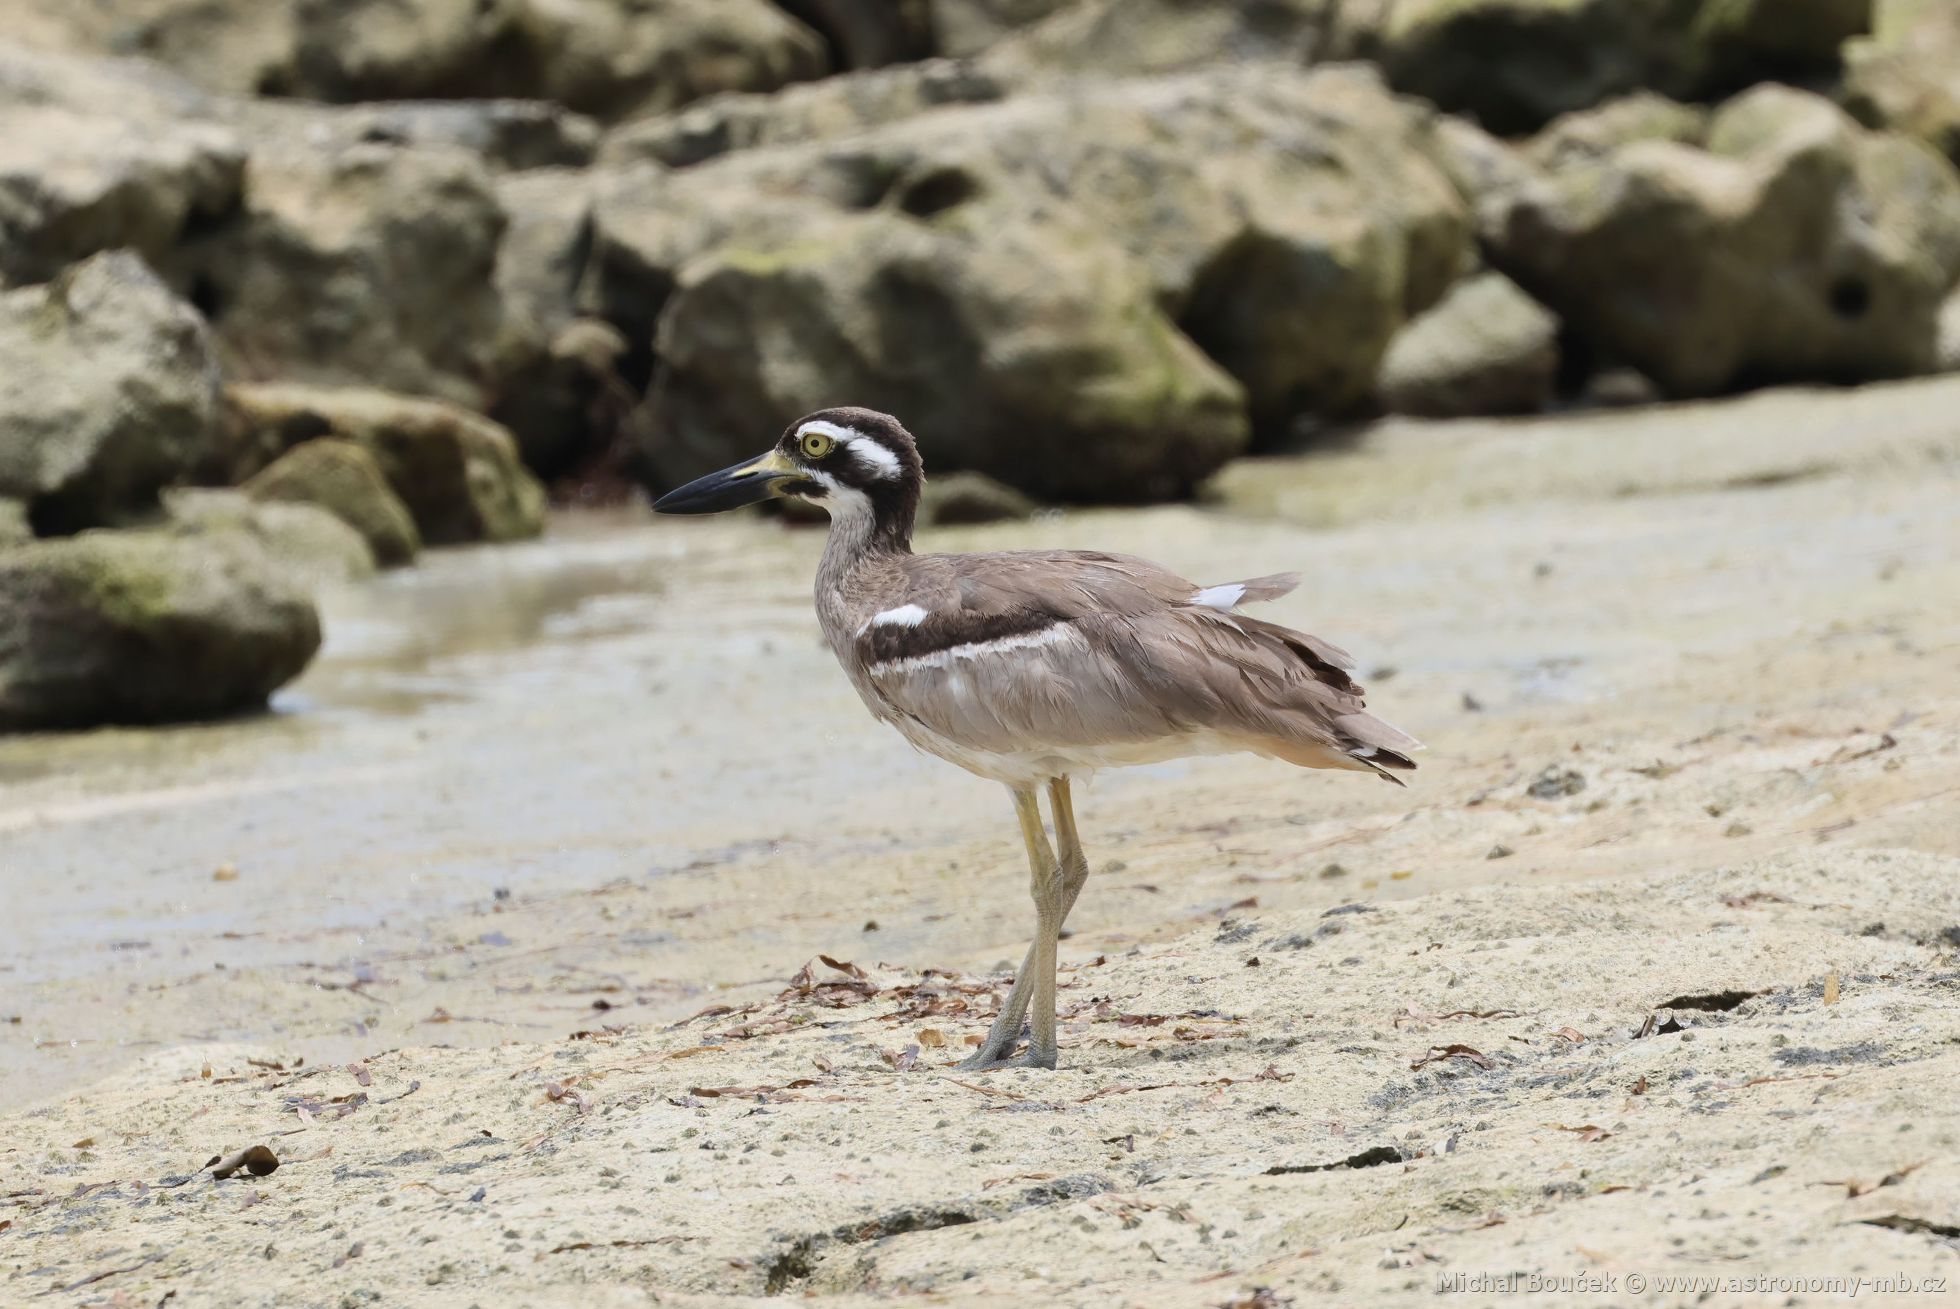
left=958, top=787, right=1061, bottom=1070
left=1020, top=776, right=1092, bottom=1069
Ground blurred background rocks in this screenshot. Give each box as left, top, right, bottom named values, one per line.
left=2, top=0, right=1958, bottom=727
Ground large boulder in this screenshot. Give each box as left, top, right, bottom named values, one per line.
left=1377, top=271, right=1560, bottom=416
left=174, top=141, right=532, bottom=410
left=647, top=211, right=1249, bottom=502
left=975, top=0, right=1341, bottom=79
left=0, top=251, right=220, bottom=533
left=598, top=60, right=1008, bottom=170
left=0, top=500, right=27, bottom=546
left=589, top=66, right=1469, bottom=495
left=1486, top=85, right=1960, bottom=396
left=1, top=0, right=298, bottom=97
left=225, top=385, right=546, bottom=544
left=1377, top=0, right=1872, bottom=136
left=1842, top=0, right=1960, bottom=168
left=0, top=104, right=243, bottom=285
left=0, top=530, right=321, bottom=731
left=244, top=439, right=421, bottom=567
left=929, top=0, right=1074, bottom=59
left=285, top=0, right=827, bottom=120
left=775, top=0, right=932, bottom=69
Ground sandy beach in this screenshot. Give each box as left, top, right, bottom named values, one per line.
left=4, top=380, right=1958, bottom=1306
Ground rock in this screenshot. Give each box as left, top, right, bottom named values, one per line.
left=244, top=439, right=421, bottom=567
left=919, top=471, right=1039, bottom=525
left=1488, top=86, right=1960, bottom=397
left=0, top=251, right=221, bottom=533
left=0, top=104, right=243, bottom=285
left=175, top=141, right=531, bottom=410
left=599, top=60, right=1008, bottom=170
left=243, top=98, right=601, bottom=171
left=976, top=0, right=1340, bottom=80
left=1378, top=272, right=1560, bottom=417
left=286, top=0, right=827, bottom=121
left=775, top=0, right=932, bottom=69
left=592, top=66, right=1469, bottom=495
left=1378, top=0, right=1874, bottom=136
left=1940, top=290, right=1960, bottom=373
left=0, top=500, right=27, bottom=546
left=226, top=385, right=546, bottom=545
left=490, top=319, right=633, bottom=481
left=1525, top=93, right=1708, bottom=171
left=1843, top=0, right=1960, bottom=167
left=645, top=210, right=1248, bottom=502
left=0, top=530, right=321, bottom=730
left=929, top=0, right=1074, bottom=59
left=2, top=0, right=299, bottom=97
left=494, top=169, right=598, bottom=336
left=160, top=488, right=377, bottom=584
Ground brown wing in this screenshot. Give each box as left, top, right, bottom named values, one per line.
left=853, top=551, right=1418, bottom=781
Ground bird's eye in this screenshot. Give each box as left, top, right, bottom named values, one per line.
left=800, top=431, right=834, bottom=459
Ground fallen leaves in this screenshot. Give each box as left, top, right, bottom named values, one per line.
left=1410, top=1044, right=1495, bottom=1072
left=1393, top=1007, right=1520, bottom=1028
left=780, top=955, right=880, bottom=1007
left=207, top=1145, right=279, bottom=1180
left=1820, top=1161, right=1924, bottom=1198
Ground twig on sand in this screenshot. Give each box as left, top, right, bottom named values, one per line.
left=55, top=1251, right=163, bottom=1294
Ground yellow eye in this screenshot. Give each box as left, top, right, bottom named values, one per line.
left=799, top=430, right=834, bottom=459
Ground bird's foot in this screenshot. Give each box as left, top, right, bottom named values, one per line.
left=954, top=1045, right=1058, bottom=1073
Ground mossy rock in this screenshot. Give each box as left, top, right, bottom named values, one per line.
left=0, top=500, right=27, bottom=547
left=161, top=488, right=377, bottom=586
left=246, top=439, right=420, bottom=567
left=224, top=385, right=546, bottom=545
left=0, top=531, right=321, bottom=731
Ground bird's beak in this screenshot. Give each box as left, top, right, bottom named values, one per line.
left=653, top=449, right=800, bottom=515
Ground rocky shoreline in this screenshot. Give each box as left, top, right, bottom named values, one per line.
left=4, top=0, right=1959, bottom=730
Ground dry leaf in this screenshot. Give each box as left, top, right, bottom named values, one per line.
left=207, top=1145, right=280, bottom=1179
left=1410, top=1044, right=1495, bottom=1071
left=1824, top=970, right=1841, bottom=1005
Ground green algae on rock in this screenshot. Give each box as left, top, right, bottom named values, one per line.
left=245, top=439, right=421, bottom=567
left=0, top=531, right=321, bottom=731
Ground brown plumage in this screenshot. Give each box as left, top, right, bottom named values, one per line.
left=656, top=407, right=1419, bottom=1070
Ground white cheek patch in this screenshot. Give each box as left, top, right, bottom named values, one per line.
left=803, top=468, right=872, bottom=524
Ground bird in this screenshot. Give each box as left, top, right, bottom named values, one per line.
left=654, top=407, right=1419, bottom=1070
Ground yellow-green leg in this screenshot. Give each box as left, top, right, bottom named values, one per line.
left=958, top=778, right=1091, bottom=1071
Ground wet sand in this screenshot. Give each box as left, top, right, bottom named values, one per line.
left=3, top=379, right=1958, bottom=1305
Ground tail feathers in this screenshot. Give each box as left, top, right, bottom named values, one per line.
left=1191, top=571, right=1300, bottom=611
left=1231, top=571, right=1301, bottom=604
left=1335, top=711, right=1422, bottom=785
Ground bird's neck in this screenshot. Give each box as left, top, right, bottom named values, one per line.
left=816, top=485, right=913, bottom=591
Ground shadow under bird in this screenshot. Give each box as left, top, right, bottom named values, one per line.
left=655, top=408, right=1419, bottom=1070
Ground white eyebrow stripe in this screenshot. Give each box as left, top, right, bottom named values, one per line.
left=797, top=419, right=900, bottom=480
left=847, top=438, right=901, bottom=480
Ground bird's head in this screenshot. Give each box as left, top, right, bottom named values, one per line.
left=653, top=408, right=923, bottom=538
